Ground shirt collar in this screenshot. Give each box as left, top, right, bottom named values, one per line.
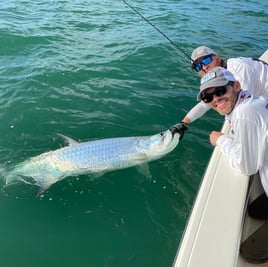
left=226, top=90, right=251, bottom=121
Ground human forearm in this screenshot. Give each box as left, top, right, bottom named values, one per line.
left=182, top=102, right=210, bottom=124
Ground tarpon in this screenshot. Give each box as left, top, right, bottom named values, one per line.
left=5, top=129, right=180, bottom=196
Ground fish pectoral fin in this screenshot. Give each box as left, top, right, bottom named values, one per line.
left=57, top=133, right=80, bottom=146
left=130, top=153, right=148, bottom=161
left=136, top=164, right=152, bottom=180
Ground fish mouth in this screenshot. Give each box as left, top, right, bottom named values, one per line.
left=169, top=129, right=179, bottom=138
left=161, top=129, right=180, bottom=152
left=163, top=129, right=179, bottom=146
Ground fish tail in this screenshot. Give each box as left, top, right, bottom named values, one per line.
left=1, top=163, right=24, bottom=186
left=5, top=169, right=32, bottom=186
left=0, top=165, right=10, bottom=188
left=5, top=171, right=19, bottom=186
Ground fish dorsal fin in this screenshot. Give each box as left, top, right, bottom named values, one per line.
left=57, top=133, right=80, bottom=146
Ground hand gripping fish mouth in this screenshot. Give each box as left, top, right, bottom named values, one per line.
left=4, top=129, right=181, bottom=196
left=144, top=130, right=179, bottom=157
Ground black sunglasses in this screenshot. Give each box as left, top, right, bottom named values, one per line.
left=201, top=82, right=234, bottom=103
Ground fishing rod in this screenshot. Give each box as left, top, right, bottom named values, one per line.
left=122, top=0, right=195, bottom=64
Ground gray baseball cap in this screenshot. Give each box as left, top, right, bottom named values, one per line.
left=197, top=67, right=236, bottom=100
left=191, top=46, right=216, bottom=62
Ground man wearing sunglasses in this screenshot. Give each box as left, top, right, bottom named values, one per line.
left=200, top=66, right=268, bottom=265
left=170, top=46, right=268, bottom=137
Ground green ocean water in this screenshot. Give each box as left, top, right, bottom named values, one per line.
left=0, top=1, right=267, bottom=266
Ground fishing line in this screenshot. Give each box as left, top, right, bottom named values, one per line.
left=122, top=0, right=195, bottom=64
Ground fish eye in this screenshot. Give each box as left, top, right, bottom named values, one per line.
left=160, top=132, right=164, bottom=136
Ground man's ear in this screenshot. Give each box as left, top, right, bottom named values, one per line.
left=234, top=80, right=241, bottom=92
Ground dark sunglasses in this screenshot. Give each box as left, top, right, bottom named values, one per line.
left=200, top=83, right=234, bottom=103
left=193, top=55, right=213, bottom=72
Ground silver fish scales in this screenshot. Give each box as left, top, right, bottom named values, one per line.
left=5, top=130, right=180, bottom=196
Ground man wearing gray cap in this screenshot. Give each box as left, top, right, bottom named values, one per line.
left=200, top=66, right=268, bottom=265
left=170, top=46, right=268, bottom=137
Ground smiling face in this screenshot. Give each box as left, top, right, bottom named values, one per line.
left=194, top=55, right=223, bottom=77
left=204, top=81, right=241, bottom=115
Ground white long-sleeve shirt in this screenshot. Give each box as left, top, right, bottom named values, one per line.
left=216, top=90, right=268, bottom=195
left=185, top=57, right=268, bottom=122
